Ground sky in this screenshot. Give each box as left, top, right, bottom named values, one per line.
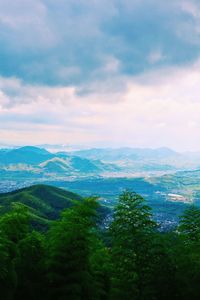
left=0, top=0, right=200, bottom=151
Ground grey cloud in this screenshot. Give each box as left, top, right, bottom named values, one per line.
left=0, top=0, right=199, bottom=87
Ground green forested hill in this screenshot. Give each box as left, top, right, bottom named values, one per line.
left=0, top=184, right=83, bottom=228
left=1, top=188, right=200, bottom=299
left=0, top=184, right=110, bottom=230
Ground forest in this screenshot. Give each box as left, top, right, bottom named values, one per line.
left=1, top=190, right=200, bottom=300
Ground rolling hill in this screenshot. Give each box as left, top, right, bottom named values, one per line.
left=0, top=184, right=83, bottom=229
left=0, top=184, right=111, bottom=230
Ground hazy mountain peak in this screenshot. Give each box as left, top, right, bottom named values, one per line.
left=14, top=146, right=50, bottom=155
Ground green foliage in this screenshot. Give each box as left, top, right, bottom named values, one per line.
left=0, top=205, right=30, bottom=243
left=0, top=206, right=31, bottom=299
left=172, top=206, right=200, bottom=300
left=179, top=205, right=200, bottom=241
left=0, top=234, right=17, bottom=300
left=89, top=238, right=111, bottom=300
left=148, top=232, right=177, bottom=300
left=109, top=191, right=157, bottom=300
left=15, top=231, right=46, bottom=300
left=46, top=197, right=102, bottom=299
left=1, top=186, right=200, bottom=300
left=0, top=185, right=83, bottom=230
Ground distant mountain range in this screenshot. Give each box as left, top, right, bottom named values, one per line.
left=70, top=147, right=200, bottom=170
left=1, top=146, right=200, bottom=182
left=1, top=146, right=200, bottom=228
left=71, top=147, right=179, bottom=161
left=0, top=146, right=120, bottom=178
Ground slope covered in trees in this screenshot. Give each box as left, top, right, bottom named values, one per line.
left=0, top=184, right=83, bottom=229
left=0, top=186, right=200, bottom=299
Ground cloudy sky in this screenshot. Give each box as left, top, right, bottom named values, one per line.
left=0, top=0, right=200, bottom=150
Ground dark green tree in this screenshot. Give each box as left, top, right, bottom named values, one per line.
left=0, top=233, right=17, bottom=300
left=0, top=204, right=30, bottom=243
left=109, top=191, right=157, bottom=300
left=179, top=205, right=200, bottom=242
left=14, top=231, right=46, bottom=300
left=89, top=237, right=111, bottom=300
left=46, top=197, right=100, bottom=300
left=0, top=205, right=31, bottom=299
left=149, top=232, right=178, bottom=300
left=174, top=206, right=200, bottom=300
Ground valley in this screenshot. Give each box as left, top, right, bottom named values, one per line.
left=1, top=146, right=200, bottom=230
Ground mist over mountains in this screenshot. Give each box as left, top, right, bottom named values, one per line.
left=1, top=146, right=200, bottom=177
left=0, top=146, right=120, bottom=177
left=1, top=145, right=200, bottom=229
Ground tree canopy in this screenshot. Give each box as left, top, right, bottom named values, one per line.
left=0, top=190, right=200, bottom=300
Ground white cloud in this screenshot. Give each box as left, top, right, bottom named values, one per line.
left=1, top=60, right=200, bottom=150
